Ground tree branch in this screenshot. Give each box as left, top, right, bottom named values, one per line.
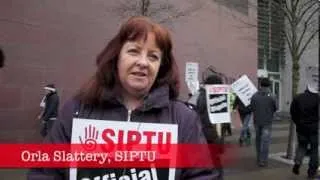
left=285, top=0, right=295, bottom=21
left=148, top=3, right=175, bottom=17
left=302, top=6, right=320, bottom=28
left=158, top=3, right=203, bottom=23
left=111, top=0, right=140, bottom=17
left=296, top=0, right=318, bottom=24
left=293, top=0, right=300, bottom=14
left=284, top=30, right=294, bottom=55
left=296, top=22, right=309, bottom=51
left=141, top=0, right=150, bottom=16
left=298, top=29, right=319, bottom=58
left=270, top=0, right=293, bottom=24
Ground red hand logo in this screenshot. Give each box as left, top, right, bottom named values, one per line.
left=79, top=125, right=99, bottom=151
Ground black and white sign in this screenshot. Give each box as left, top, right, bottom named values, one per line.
left=205, top=85, right=231, bottom=124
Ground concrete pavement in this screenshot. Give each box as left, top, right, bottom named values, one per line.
left=223, top=120, right=320, bottom=180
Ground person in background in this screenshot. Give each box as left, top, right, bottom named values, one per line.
left=221, top=120, right=232, bottom=137
left=28, top=16, right=218, bottom=179
left=38, top=90, right=48, bottom=120
left=250, top=78, right=277, bottom=167
left=233, top=95, right=252, bottom=146
left=0, top=48, right=4, bottom=68
left=185, top=93, right=197, bottom=110
left=186, top=90, right=201, bottom=110
left=290, top=83, right=319, bottom=179
left=196, top=74, right=225, bottom=179
left=39, top=84, right=59, bottom=137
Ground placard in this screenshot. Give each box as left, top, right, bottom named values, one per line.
left=185, top=62, right=199, bottom=82
left=205, top=85, right=231, bottom=124
left=185, top=62, right=200, bottom=95
left=70, top=119, right=178, bottom=180
left=231, top=75, right=257, bottom=106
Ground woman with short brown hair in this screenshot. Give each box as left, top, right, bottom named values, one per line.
left=28, top=16, right=218, bottom=179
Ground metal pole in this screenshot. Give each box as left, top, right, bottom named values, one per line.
left=284, top=121, right=296, bottom=159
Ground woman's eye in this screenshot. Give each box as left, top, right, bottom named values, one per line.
left=128, top=49, right=139, bottom=54
left=149, top=54, right=160, bottom=61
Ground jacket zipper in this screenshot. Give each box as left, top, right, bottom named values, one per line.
left=127, top=109, right=132, bottom=122
left=122, top=109, right=133, bottom=176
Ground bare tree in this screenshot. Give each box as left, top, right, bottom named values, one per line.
left=273, top=0, right=319, bottom=159
left=224, top=0, right=319, bottom=159
left=110, top=0, right=204, bottom=24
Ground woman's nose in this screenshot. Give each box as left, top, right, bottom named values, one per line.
left=136, top=54, right=148, bottom=67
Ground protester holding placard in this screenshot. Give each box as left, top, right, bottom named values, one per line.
left=0, top=48, right=4, bottom=68
left=38, top=84, right=60, bottom=137
left=196, top=74, right=225, bottom=179
left=250, top=78, right=277, bottom=167
left=28, top=16, right=218, bottom=180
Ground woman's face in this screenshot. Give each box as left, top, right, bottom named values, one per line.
left=118, top=33, right=162, bottom=97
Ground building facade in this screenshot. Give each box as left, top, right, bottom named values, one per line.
left=0, top=0, right=257, bottom=142
left=257, top=0, right=319, bottom=113
left=257, top=0, right=285, bottom=111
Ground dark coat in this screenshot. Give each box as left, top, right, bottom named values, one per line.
left=28, top=85, right=218, bottom=180
left=42, top=91, right=59, bottom=121
left=233, top=96, right=251, bottom=118
left=196, top=88, right=220, bottom=144
left=290, top=90, right=319, bottom=135
left=250, top=87, right=277, bottom=126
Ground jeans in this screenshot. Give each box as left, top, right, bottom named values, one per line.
left=294, top=132, right=319, bottom=174
left=240, top=114, right=251, bottom=140
left=40, top=120, right=55, bottom=137
left=255, top=124, right=272, bottom=164
left=222, top=123, right=232, bottom=136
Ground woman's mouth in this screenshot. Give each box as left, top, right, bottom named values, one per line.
left=131, top=72, right=147, bottom=77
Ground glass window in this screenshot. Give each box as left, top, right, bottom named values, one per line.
left=258, top=48, right=265, bottom=69
left=269, top=73, right=280, bottom=80
left=274, top=81, right=280, bottom=109
left=267, top=50, right=280, bottom=72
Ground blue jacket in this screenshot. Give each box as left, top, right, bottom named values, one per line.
left=28, top=85, right=218, bottom=180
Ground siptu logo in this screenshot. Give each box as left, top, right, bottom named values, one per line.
left=79, top=125, right=99, bottom=151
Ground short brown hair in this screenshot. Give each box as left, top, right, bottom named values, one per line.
left=76, top=16, right=180, bottom=104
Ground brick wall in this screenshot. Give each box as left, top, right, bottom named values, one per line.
left=0, top=0, right=257, bottom=142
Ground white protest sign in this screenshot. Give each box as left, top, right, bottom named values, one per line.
left=185, top=62, right=199, bottom=82
left=186, top=81, right=200, bottom=95
left=185, top=62, right=199, bottom=95
left=231, top=75, right=257, bottom=106
left=70, top=119, right=177, bottom=180
left=205, top=85, right=231, bottom=124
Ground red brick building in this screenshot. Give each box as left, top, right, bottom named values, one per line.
left=0, top=0, right=257, bottom=142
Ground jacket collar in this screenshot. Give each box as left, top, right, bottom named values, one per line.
left=46, top=91, right=57, bottom=96
left=141, top=85, right=170, bottom=110
left=259, top=87, right=271, bottom=95
left=101, top=85, right=170, bottom=111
